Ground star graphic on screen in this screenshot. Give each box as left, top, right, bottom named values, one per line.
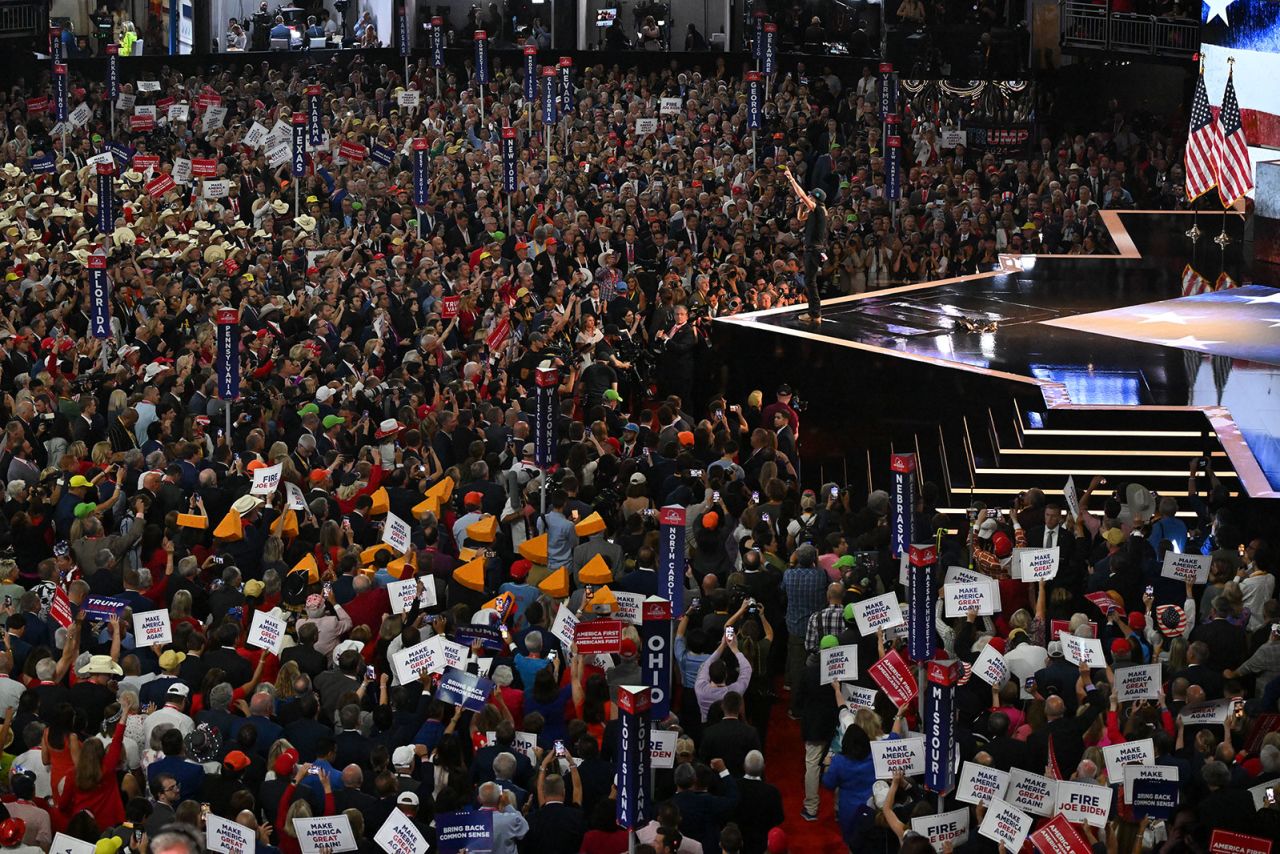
left=1155, top=335, right=1225, bottom=351
left=1136, top=311, right=1201, bottom=325
left=1238, top=290, right=1280, bottom=305
left=1262, top=318, right=1280, bottom=328
left=1204, top=0, right=1236, bottom=25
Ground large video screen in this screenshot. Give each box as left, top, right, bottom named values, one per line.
left=1201, top=0, right=1280, bottom=183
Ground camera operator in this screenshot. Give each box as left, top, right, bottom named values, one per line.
left=250, top=2, right=272, bottom=50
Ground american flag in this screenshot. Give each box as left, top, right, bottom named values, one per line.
left=1217, top=67, right=1254, bottom=207
left=1181, top=264, right=1211, bottom=296
left=1185, top=68, right=1221, bottom=202
left=1214, top=271, right=1238, bottom=291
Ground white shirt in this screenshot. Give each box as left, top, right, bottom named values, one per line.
left=0, top=676, right=24, bottom=715
left=142, top=704, right=195, bottom=748
left=9, top=748, right=50, bottom=798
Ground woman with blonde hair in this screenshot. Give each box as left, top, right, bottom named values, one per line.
left=276, top=762, right=333, bottom=854
left=274, top=661, right=302, bottom=701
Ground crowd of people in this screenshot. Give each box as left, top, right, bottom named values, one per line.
left=0, top=32, right=1268, bottom=854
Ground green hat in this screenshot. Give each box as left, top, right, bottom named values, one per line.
left=819, top=634, right=840, bottom=651
left=322, top=415, right=345, bottom=429
left=843, top=603, right=857, bottom=623
left=92, top=133, right=103, bottom=143
left=351, top=201, right=363, bottom=212
left=834, top=554, right=856, bottom=569
left=297, top=403, right=320, bottom=417
left=74, top=502, right=98, bottom=519
left=492, top=230, right=506, bottom=242
left=603, top=389, right=623, bottom=403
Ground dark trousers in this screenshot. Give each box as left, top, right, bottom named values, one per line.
left=803, top=248, right=823, bottom=316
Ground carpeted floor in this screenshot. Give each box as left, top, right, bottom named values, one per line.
left=764, top=687, right=846, bottom=854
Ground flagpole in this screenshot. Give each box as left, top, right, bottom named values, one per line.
left=1215, top=57, right=1238, bottom=248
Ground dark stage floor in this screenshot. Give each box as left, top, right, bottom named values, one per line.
left=717, top=211, right=1280, bottom=496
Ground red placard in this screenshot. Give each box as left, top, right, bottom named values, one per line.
left=641, top=598, right=672, bottom=622
left=157, top=96, right=174, bottom=111
left=879, top=62, right=894, bottom=73
left=910, top=543, right=937, bottom=567
left=1050, top=619, right=1097, bottom=639
left=441, top=295, right=460, bottom=319
left=558, top=56, right=572, bottom=68
left=659, top=507, right=686, bottom=527
left=523, top=45, right=537, bottom=56
left=1210, top=831, right=1272, bottom=854
left=338, top=141, right=368, bottom=161
left=1031, top=815, right=1091, bottom=854
left=96, top=161, right=114, bottom=176
left=223, top=258, right=240, bottom=276
left=1084, top=591, right=1120, bottom=615
left=927, top=659, right=962, bottom=687
left=129, top=115, right=155, bottom=132
left=50, top=588, right=72, bottom=629
left=144, top=173, right=176, bottom=198
left=132, top=155, right=160, bottom=172
left=574, top=619, right=623, bottom=654
left=485, top=317, right=510, bottom=351
left=616, top=686, right=651, bottom=716
left=868, top=649, right=918, bottom=707
left=191, top=158, right=217, bottom=177
left=197, top=93, right=222, bottom=108
left=26, top=96, right=48, bottom=114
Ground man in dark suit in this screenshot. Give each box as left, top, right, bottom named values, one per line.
left=334, top=704, right=374, bottom=771
left=470, top=721, right=535, bottom=789
left=983, top=711, right=1031, bottom=772
left=282, top=695, right=331, bottom=761
left=1025, top=689, right=1106, bottom=779
left=204, top=622, right=253, bottom=686
left=1025, top=502, right=1083, bottom=593
left=698, top=692, right=761, bottom=777
left=280, top=622, right=328, bottom=679
left=617, top=225, right=649, bottom=274
left=334, top=766, right=379, bottom=813
left=533, top=237, right=563, bottom=290
left=671, top=760, right=739, bottom=854
left=524, top=754, right=586, bottom=854
left=656, top=304, right=697, bottom=409
left=733, top=750, right=784, bottom=854
left=1172, top=641, right=1227, bottom=699
left=444, top=210, right=480, bottom=253
left=1189, top=606, right=1249, bottom=674
left=613, top=549, right=659, bottom=597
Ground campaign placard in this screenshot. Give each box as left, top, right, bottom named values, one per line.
left=910, top=808, right=969, bottom=848
left=1084, top=591, right=1121, bottom=615
left=1054, top=780, right=1111, bottom=827
left=843, top=684, right=879, bottom=710
left=852, top=592, right=904, bottom=636
left=83, top=595, right=127, bottom=619
left=391, top=637, right=435, bottom=684
left=284, top=481, right=307, bottom=511
left=1030, top=814, right=1091, bottom=854
left=978, top=797, right=1033, bottom=852
left=484, top=730, right=538, bottom=762
left=943, top=582, right=995, bottom=617
left=398, top=90, right=421, bottom=108
left=52, top=834, right=96, bottom=854
left=870, top=735, right=925, bottom=779
left=956, top=761, right=1009, bottom=806
left=382, top=511, right=413, bottom=554
left=1058, top=631, right=1106, bottom=667
left=1101, top=738, right=1154, bottom=783
left=132, top=609, right=172, bottom=646
left=868, top=649, right=917, bottom=706
left=820, top=644, right=858, bottom=685
left=388, top=577, right=438, bottom=614
left=1006, top=768, right=1058, bottom=817
left=1130, top=778, right=1179, bottom=820
left=202, top=179, right=230, bottom=199
left=1209, top=830, right=1272, bottom=854
left=1051, top=618, right=1097, bottom=639
left=250, top=462, right=282, bottom=496
left=437, top=811, right=493, bottom=854
left=1161, top=552, right=1211, bottom=584
left=168, top=103, right=189, bottom=123
left=172, top=158, right=192, bottom=184
left=650, top=729, right=678, bottom=769
left=574, top=619, right=623, bottom=654
left=659, top=97, right=682, bottom=114
left=1181, top=699, right=1233, bottom=725
left=247, top=609, right=285, bottom=655
left=613, top=591, right=644, bottom=626
left=1114, top=663, right=1160, bottom=701
left=206, top=814, right=255, bottom=854
left=550, top=605, right=578, bottom=650
left=292, top=816, right=357, bottom=853
left=1015, top=547, right=1060, bottom=581
left=971, top=643, right=1008, bottom=686
left=373, top=809, right=429, bottom=854
left=635, top=118, right=658, bottom=136
left=435, top=666, right=495, bottom=712
left=1123, top=763, right=1179, bottom=802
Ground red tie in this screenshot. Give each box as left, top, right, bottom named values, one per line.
left=627, top=244, right=634, bottom=262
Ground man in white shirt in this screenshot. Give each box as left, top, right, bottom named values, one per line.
left=142, top=683, right=195, bottom=748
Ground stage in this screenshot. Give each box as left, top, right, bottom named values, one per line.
left=714, top=211, right=1280, bottom=502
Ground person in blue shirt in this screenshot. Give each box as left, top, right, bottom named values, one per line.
left=146, top=729, right=205, bottom=801
left=821, top=725, right=878, bottom=849
left=305, top=16, right=325, bottom=39
left=269, top=16, right=291, bottom=42
left=498, top=560, right=539, bottom=630
left=1150, top=495, right=1189, bottom=554
left=537, top=491, right=578, bottom=575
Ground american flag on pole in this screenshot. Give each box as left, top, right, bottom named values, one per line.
left=1214, top=271, right=1238, bottom=291
left=1185, top=67, right=1220, bottom=202
left=1216, top=65, right=1254, bottom=207
left=1181, top=264, right=1211, bottom=297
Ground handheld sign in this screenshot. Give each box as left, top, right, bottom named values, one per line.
left=206, top=815, right=255, bottom=854
left=52, top=834, right=96, bottom=854
left=650, top=729, right=678, bottom=769
left=1007, top=768, right=1058, bottom=817
left=978, top=798, right=1033, bottom=852
left=1030, top=814, right=1092, bottom=854
left=388, top=577, right=437, bottom=614
left=956, top=761, right=1009, bottom=806
left=250, top=463, right=282, bottom=496
left=1209, top=831, right=1272, bottom=854
left=1114, top=663, right=1160, bottom=701
left=943, top=582, right=995, bottom=617
left=132, top=609, right=172, bottom=646
left=1180, top=699, right=1233, bottom=725
left=870, top=735, right=925, bottom=779
left=1130, top=778, right=1179, bottom=821
left=1054, top=780, right=1111, bottom=827
left=435, top=666, right=495, bottom=712
left=868, top=649, right=917, bottom=707
left=1015, top=546, right=1060, bottom=581
left=1058, top=631, right=1106, bottom=667
left=247, top=609, right=286, bottom=655
left=374, top=808, right=429, bottom=854
left=910, top=808, right=969, bottom=848
left=971, top=643, right=1008, bottom=686
left=292, top=816, right=357, bottom=854
left=1123, top=763, right=1178, bottom=802
left=1161, top=551, right=1211, bottom=584
left=437, top=811, right=493, bottom=854
left=382, top=511, right=413, bottom=554
left=851, top=592, right=904, bottom=636
left=574, top=619, right=623, bottom=654
left=820, top=644, right=857, bottom=685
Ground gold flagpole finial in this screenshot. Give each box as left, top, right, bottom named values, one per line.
left=1228, top=56, right=1236, bottom=67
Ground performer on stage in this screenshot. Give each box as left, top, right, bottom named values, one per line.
left=782, top=166, right=828, bottom=324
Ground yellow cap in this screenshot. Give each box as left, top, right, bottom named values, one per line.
left=361, top=544, right=396, bottom=565
left=538, top=566, right=570, bottom=599
left=412, top=495, right=441, bottom=520
left=579, top=554, right=613, bottom=585
left=426, top=475, right=455, bottom=503
left=213, top=509, right=242, bottom=541
left=585, top=585, right=618, bottom=614
left=575, top=511, right=606, bottom=537
left=290, top=553, right=319, bottom=583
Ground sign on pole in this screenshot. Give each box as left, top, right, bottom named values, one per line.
left=924, top=660, right=960, bottom=793
left=890, top=453, right=915, bottom=556
left=215, top=308, right=240, bottom=400
left=641, top=597, right=672, bottom=720
left=88, top=253, right=111, bottom=339
left=907, top=543, right=937, bottom=661
left=534, top=365, right=558, bottom=467
left=658, top=507, right=686, bottom=617
left=616, top=686, right=651, bottom=830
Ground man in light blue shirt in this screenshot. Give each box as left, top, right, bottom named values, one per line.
left=478, top=781, right=528, bottom=853
left=537, top=490, right=578, bottom=574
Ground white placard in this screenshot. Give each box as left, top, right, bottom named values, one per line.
left=292, top=815, right=357, bottom=854
left=660, top=97, right=682, bottom=115
left=971, top=643, right=1008, bottom=686
left=132, top=609, right=172, bottom=646
left=1114, top=663, right=1160, bottom=701
left=388, top=577, right=437, bottom=614
left=1123, top=763, right=1178, bottom=802
left=1054, top=780, right=1111, bottom=827
left=911, top=808, right=969, bottom=848
left=941, top=128, right=967, bottom=148
left=202, top=179, right=230, bottom=199
left=172, top=157, right=192, bottom=184
left=650, top=729, right=678, bottom=769
left=956, top=761, right=1009, bottom=806
left=437, top=636, right=469, bottom=673
left=247, top=609, right=285, bottom=655
left=86, top=151, right=114, bottom=168
left=1180, top=698, right=1233, bottom=725
left=382, top=511, right=413, bottom=554
left=870, top=736, right=925, bottom=779
left=483, top=730, right=537, bottom=762
left=842, top=684, right=878, bottom=710
left=284, top=481, right=307, bottom=511
left=373, top=809, right=428, bottom=854
left=243, top=121, right=269, bottom=149
left=116, top=92, right=136, bottom=110
left=207, top=814, right=255, bottom=854
left=398, top=90, right=420, bottom=108
left=202, top=106, right=228, bottom=133
left=820, top=644, right=858, bottom=685
left=1064, top=476, right=1081, bottom=519
left=1058, top=630, right=1105, bottom=667
left=978, top=798, right=1032, bottom=851
left=68, top=103, right=92, bottom=129
left=52, top=834, right=97, bottom=854
left=942, top=568, right=1003, bottom=610
left=250, top=463, right=283, bottom=496
left=1015, top=547, right=1059, bottom=581
left=1161, top=552, right=1211, bottom=584
left=1102, top=739, right=1154, bottom=784
left=550, top=605, right=578, bottom=650
left=137, top=80, right=161, bottom=92
left=613, top=591, right=644, bottom=626
left=134, top=105, right=157, bottom=120
left=391, top=637, right=435, bottom=684
left=267, top=119, right=292, bottom=148
left=943, top=582, right=995, bottom=617
left=1006, top=768, right=1057, bottom=817
left=167, top=103, right=190, bottom=122
left=635, top=118, right=658, bottom=136
left=267, top=142, right=291, bottom=168
left=852, top=592, right=904, bottom=636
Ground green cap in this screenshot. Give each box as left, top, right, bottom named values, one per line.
left=603, top=389, right=623, bottom=403
left=322, top=415, right=345, bottom=429
left=92, top=133, right=103, bottom=143
left=819, top=634, right=840, bottom=650
left=297, top=403, right=320, bottom=417
left=351, top=201, right=363, bottom=212
left=834, top=554, right=856, bottom=569
left=843, top=603, right=857, bottom=623
left=74, top=502, right=98, bottom=519
left=492, top=230, right=506, bottom=242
